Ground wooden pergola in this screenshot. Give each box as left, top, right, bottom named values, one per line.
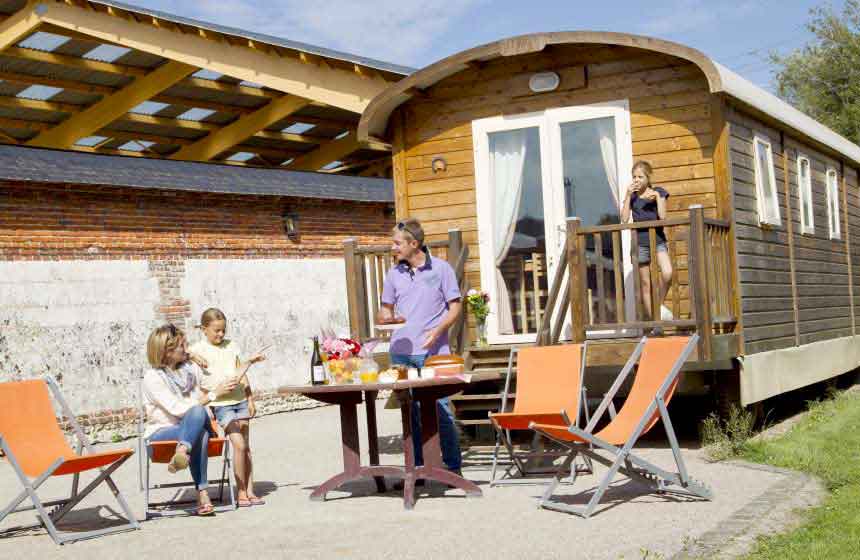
left=0, top=0, right=412, bottom=175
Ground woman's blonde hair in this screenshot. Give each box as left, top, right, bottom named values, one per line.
left=632, top=160, right=653, bottom=183
left=200, top=307, right=227, bottom=328
left=146, top=324, right=185, bottom=368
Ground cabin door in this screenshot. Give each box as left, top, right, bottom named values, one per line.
left=472, top=101, right=634, bottom=345
left=545, top=100, right=636, bottom=338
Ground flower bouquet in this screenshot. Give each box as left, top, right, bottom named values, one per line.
left=466, top=289, right=490, bottom=347
left=320, top=329, right=362, bottom=384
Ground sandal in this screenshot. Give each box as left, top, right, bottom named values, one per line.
left=167, top=450, right=190, bottom=473
left=237, top=499, right=252, bottom=508
left=196, top=503, right=215, bottom=516
left=248, top=497, right=266, bottom=506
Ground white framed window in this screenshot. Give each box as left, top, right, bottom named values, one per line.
left=752, top=135, right=781, bottom=226
left=796, top=154, right=814, bottom=234
left=826, top=168, right=841, bottom=239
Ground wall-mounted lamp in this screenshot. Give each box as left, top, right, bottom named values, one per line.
left=529, top=71, right=560, bottom=93
left=283, top=210, right=300, bottom=240
left=431, top=156, right=447, bottom=174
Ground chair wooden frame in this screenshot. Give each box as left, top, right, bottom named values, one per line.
left=0, top=376, right=140, bottom=545
left=489, top=343, right=592, bottom=486
left=137, top=374, right=236, bottom=519
left=531, top=335, right=713, bottom=518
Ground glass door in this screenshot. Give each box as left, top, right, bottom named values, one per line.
left=472, top=101, right=633, bottom=344
left=546, top=101, right=635, bottom=337
left=473, top=113, right=554, bottom=344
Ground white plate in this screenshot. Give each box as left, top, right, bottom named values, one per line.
left=374, top=322, right=406, bottom=331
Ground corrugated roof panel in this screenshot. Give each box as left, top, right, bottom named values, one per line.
left=18, top=32, right=71, bottom=53
left=84, top=44, right=132, bottom=63
left=15, top=84, right=63, bottom=100
left=106, top=120, right=208, bottom=140
left=0, top=143, right=394, bottom=202
left=162, top=83, right=269, bottom=109
left=0, top=105, right=63, bottom=123
left=50, top=90, right=101, bottom=105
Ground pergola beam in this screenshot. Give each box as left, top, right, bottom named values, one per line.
left=37, top=1, right=389, bottom=113
left=286, top=131, right=363, bottom=171
left=0, top=2, right=45, bottom=51
left=26, top=60, right=196, bottom=148
left=170, top=95, right=310, bottom=161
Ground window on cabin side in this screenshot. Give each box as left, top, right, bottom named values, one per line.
left=753, top=136, right=781, bottom=226
left=796, top=155, right=814, bottom=234
left=826, top=168, right=841, bottom=239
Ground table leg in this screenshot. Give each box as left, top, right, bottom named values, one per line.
left=364, top=390, right=386, bottom=493
left=310, top=398, right=360, bottom=501
left=399, top=391, right=417, bottom=510
left=414, top=389, right=482, bottom=499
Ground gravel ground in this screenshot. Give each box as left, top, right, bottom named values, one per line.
left=0, top=400, right=801, bottom=560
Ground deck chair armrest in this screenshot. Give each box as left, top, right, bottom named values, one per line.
left=584, top=337, right=646, bottom=433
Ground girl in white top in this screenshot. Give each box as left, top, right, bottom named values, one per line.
left=142, top=324, right=238, bottom=516
left=189, top=308, right=266, bottom=507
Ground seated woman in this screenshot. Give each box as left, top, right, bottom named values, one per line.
left=142, top=324, right=237, bottom=516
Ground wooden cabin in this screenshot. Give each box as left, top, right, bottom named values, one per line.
left=350, top=32, right=860, bottom=426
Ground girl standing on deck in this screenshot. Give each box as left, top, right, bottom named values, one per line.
left=621, top=160, right=674, bottom=322
left=190, top=308, right=267, bottom=507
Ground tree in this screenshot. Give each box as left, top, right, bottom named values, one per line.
left=771, top=0, right=860, bottom=144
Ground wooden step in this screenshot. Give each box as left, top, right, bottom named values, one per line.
left=456, top=418, right=492, bottom=426
left=451, top=393, right=514, bottom=401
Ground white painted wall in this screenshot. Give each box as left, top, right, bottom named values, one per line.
left=182, top=258, right=349, bottom=389
left=0, top=261, right=160, bottom=413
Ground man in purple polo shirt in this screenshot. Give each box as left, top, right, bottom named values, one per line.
left=377, top=217, right=463, bottom=474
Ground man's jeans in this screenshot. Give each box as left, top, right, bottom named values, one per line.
left=147, top=404, right=211, bottom=490
left=390, top=353, right=462, bottom=472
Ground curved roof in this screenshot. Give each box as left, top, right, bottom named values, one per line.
left=358, top=31, right=860, bottom=166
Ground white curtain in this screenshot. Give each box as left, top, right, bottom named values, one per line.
left=490, top=130, right=528, bottom=335
left=596, top=118, right=619, bottom=208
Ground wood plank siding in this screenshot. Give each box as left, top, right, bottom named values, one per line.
left=728, top=105, right=857, bottom=354
left=392, top=46, right=717, bottom=309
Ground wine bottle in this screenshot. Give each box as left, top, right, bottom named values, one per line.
left=310, top=336, right=325, bottom=385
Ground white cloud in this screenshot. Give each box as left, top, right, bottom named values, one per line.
left=141, top=0, right=486, bottom=66
left=636, top=0, right=762, bottom=39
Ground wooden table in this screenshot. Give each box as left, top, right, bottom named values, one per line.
left=279, top=376, right=482, bottom=509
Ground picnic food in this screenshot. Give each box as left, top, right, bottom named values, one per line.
left=378, top=369, right=399, bottom=383
left=326, top=359, right=353, bottom=384
left=359, top=370, right=379, bottom=383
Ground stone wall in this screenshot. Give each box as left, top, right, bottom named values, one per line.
left=0, top=180, right=393, bottom=440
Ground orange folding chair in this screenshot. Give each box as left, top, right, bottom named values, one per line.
left=137, top=374, right=235, bottom=519
left=488, top=343, right=592, bottom=485
left=0, top=377, right=139, bottom=545
left=531, top=335, right=713, bottom=518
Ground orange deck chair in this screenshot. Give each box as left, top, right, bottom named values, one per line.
left=488, top=343, right=592, bottom=485
left=530, top=335, right=713, bottom=517
left=137, top=373, right=235, bottom=519
left=0, top=377, right=139, bottom=545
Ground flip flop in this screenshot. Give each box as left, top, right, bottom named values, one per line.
left=248, top=497, right=266, bottom=506
left=196, top=503, right=215, bottom=516
left=237, top=499, right=252, bottom=507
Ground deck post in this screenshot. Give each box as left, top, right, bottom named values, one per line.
left=447, top=229, right=466, bottom=353
left=688, top=206, right=712, bottom=360
left=567, top=218, right=587, bottom=343
left=343, top=238, right=365, bottom=339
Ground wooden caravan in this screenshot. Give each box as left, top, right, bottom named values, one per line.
left=352, top=31, right=860, bottom=421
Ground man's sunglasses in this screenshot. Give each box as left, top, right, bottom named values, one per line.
left=396, top=221, right=423, bottom=242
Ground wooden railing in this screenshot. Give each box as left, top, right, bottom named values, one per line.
left=342, top=229, right=470, bottom=353
left=538, top=205, right=736, bottom=360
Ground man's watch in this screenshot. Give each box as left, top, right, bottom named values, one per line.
left=206, top=392, right=216, bottom=403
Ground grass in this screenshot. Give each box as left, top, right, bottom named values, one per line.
left=737, top=388, right=860, bottom=559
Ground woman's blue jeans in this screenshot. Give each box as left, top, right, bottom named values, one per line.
left=390, top=353, right=463, bottom=472
left=147, top=405, right=210, bottom=490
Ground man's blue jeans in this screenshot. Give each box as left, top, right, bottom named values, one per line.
left=390, top=353, right=462, bottom=472
left=147, top=405, right=211, bottom=490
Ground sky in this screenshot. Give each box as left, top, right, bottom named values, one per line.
left=133, top=0, right=845, bottom=92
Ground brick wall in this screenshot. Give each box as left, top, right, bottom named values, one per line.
left=0, top=180, right=394, bottom=441
left=0, top=181, right=392, bottom=261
